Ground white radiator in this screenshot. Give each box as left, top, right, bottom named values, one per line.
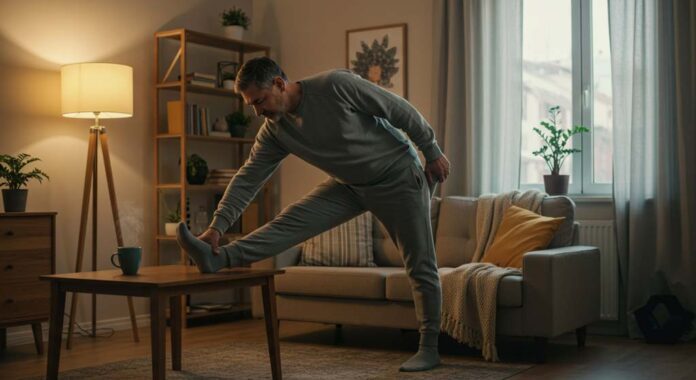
left=578, top=220, right=619, bottom=321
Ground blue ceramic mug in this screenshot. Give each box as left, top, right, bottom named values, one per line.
left=110, top=246, right=142, bottom=275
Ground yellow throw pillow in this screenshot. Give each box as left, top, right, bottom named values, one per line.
left=481, top=205, right=565, bottom=269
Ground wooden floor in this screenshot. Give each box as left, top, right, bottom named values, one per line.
left=1, top=319, right=695, bottom=379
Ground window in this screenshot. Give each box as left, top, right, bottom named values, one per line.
left=521, top=0, right=613, bottom=195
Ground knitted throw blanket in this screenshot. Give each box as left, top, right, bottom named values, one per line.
left=441, top=190, right=547, bottom=361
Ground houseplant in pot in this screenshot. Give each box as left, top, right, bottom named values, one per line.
left=164, top=203, right=181, bottom=236
left=532, top=106, right=589, bottom=195
left=221, top=71, right=236, bottom=90
left=221, top=7, right=250, bottom=40
left=186, top=154, right=209, bottom=185
left=0, top=153, right=49, bottom=212
left=226, top=111, right=251, bottom=138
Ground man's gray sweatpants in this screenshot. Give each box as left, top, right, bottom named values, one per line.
left=220, top=159, right=442, bottom=347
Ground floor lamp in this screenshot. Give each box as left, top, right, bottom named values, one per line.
left=61, top=63, right=139, bottom=349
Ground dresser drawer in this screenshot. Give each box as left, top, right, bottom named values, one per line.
left=0, top=217, right=52, bottom=251
left=0, top=281, right=50, bottom=322
left=0, top=248, right=51, bottom=284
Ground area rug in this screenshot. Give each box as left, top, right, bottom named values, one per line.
left=33, top=341, right=532, bottom=379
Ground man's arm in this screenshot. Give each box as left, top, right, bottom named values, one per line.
left=209, top=123, right=288, bottom=235
left=330, top=70, right=444, bottom=163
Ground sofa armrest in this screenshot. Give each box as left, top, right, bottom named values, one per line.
left=275, top=244, right=303, bottom=268
left=521, top=245, right=601, bottom=337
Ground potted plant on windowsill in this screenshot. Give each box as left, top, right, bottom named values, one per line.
left=220, top=6, right=250, bottom=41
left=0, top=153, right=49, bottom=212
left=164, top=203, right=181, bottom=236
left=532, top=106, right=589, bottom=195
left=225, top=111, right=251, bottom=138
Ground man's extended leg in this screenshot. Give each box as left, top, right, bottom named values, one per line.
left=361, top=162, right=441, bottom=372
left=178, top=178, right=366, bottom=272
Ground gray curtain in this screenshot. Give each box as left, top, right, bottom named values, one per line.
left=432, top=0, right=522, bottom=197
left=609, top=0, right=696, bottom=337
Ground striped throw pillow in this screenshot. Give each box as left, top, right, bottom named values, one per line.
left=300, top=212, right=376, bottom=267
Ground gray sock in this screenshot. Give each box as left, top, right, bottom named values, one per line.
left=176, top=222, right=228, bottom=273
left=399, top=345, right=440, bottom=372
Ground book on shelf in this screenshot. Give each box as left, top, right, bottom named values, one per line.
left=184, top=72, right=217, bottom=81
left=209, top=131, right=229, bottom=137
left=166, top=100, right=183, bottom=134
left=188, top=79, right=216, bottom=88
left=190, top=302, right=234, bottom=312
left=185, top=103, right=214, bottom=136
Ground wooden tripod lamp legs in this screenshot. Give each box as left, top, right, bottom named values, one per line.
left=66, top=128, right=139, bottom=349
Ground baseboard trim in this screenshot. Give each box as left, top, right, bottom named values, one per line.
left=5, top=314, right=151, bottom=348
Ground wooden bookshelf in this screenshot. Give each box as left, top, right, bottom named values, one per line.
left=154, top=28, right=273, bottom=325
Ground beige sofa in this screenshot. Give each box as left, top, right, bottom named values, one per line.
left=273, top=195, right=600, bottom=360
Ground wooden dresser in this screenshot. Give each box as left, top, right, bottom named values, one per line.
left=0, top=212, right=56, bottom=354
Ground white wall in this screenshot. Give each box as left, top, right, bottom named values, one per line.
left=0, top=0, right=253, bottom=341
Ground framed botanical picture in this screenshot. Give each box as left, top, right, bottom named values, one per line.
left=346, top=23, right=408, bottom=99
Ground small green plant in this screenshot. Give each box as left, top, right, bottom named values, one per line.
left=165, top=203, right=181, bottom=223
left=0, top=153, right=49, bottom=189
left=532, top=106, right=589, bottom=175
left=220, top=7, right=250, bottom=29
left=225, top=111, right=251, bottom=127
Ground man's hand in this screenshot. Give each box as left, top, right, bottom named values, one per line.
left=424, top=155, right=451, bottom=185
left=198, top=228, right=222, bottom=255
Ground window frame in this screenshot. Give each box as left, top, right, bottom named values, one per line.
left=520, top=0, right=612, bottom=195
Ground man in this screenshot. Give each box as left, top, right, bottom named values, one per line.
left=176, top=57, right=450, bottom=372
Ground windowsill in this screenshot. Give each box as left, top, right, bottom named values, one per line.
left=568, top=194, right=613, bottom=203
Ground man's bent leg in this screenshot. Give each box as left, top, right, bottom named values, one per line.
left=222, top=178, right=365, bottom=266
left=363, top=163, right=441, bottom=371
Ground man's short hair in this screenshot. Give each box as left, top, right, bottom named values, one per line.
left=234, top=57, right=287, bottom=93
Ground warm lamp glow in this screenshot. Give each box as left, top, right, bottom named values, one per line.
left=61, top=63, right=133, bottom=119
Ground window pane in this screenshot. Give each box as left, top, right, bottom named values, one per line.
left=521, top=0, right=573, bottom=185
left=592, top=0, right=613, bottom=184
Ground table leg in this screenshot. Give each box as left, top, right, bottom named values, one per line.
left=170, top=295, right=182, bottom=371
left=150, top=293, right=167, bottom=380
left=31, top=322, right=44, bottom=354
left=46, top=283, right=66, bottom=380
left=1, top=328, right=6, bottom=352
left=262, top=277, right=282, bottom=380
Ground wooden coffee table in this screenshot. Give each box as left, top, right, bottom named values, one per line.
left=40, top=265, right=285, bottom=380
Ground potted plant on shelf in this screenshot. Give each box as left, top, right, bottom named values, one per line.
left=532, top=106, right=589, bottom=195
left=186, top=154, right=209, bottom=185
left=221, top=71, right=236, bottom=90
left=0, top=153, right=49, bottom=212
left=226, top=111, right=251, bottom=138
left=220, top=6, right=250, bottom=40
left=164, top=203, right=181, bottom=236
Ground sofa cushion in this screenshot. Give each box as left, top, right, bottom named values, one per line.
left=542, top=196, right=576, bottom=248
left=481, top=206, right=565, bottom=268
left=435, top=197, right=478, bottom=267
left=385, top=268, right=523, bottom=307
left=373, top=197, right=442, bottom=267
left=300, top=212, right=376, bottom=267
left=276, top=266, right=403, bottom=300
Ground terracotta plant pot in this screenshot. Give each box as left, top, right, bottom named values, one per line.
left=2, top=189, right=28, bottom=212
left=543, top=174, right=569, bottom=195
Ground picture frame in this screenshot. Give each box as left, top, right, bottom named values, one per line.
left=346, top=23, right=408, bottom=99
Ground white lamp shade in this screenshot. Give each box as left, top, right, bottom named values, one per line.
left=61, top=63, right=133, bottom=119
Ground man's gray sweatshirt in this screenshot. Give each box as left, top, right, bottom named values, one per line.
left=210, top=69, right=443, bottom=234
